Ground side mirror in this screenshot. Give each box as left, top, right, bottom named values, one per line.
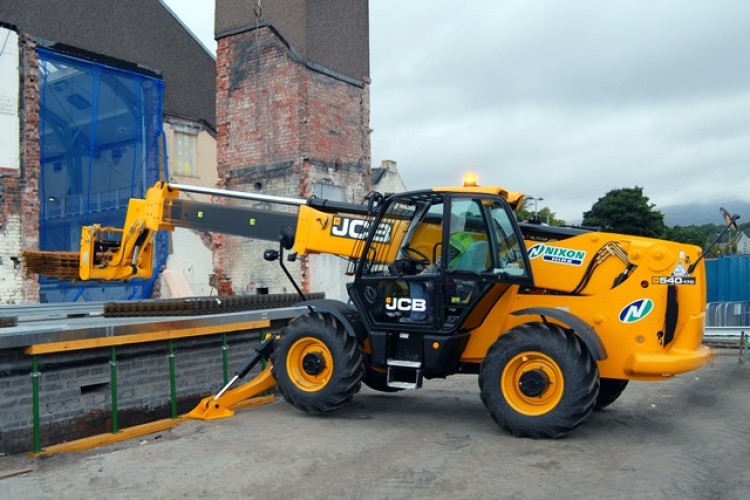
left=263, top=249, right=279, bottom=262
left=688, top=207, right=741, bottom=273
left=720, top=207, right=739, bottom=231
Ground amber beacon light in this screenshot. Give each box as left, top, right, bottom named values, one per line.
left=463, top=173, right=478, bottom=187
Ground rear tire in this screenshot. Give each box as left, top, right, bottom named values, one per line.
left=271, top=313, right=364, bottom=412
left=478, top=322, right=599, bottom=438
left=594, top=378, right=629, bottom=410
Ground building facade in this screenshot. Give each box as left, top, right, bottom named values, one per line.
left=213, top=0, right=371, bottom=300
left=0, top=1, right=217, bottom=303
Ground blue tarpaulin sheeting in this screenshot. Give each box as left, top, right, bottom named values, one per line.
left=37, top=48, right=167, bottom=302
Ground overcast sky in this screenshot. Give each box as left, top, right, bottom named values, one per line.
left=163, top=0, right=750, bottom=222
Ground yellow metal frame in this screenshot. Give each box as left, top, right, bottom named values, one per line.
left=25, top=320, right=270, bottom=355
left=79, top=182, right=178, bottom=281
left=26, top=318, right=273, bottom=454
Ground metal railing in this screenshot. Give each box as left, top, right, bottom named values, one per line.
left=26, top=322, right=269, bottom=454
left=704, top=302, right=749, bottom=360
left=705, top=301, right=750, bottom=328
left=43, top=187, right=136, bottom=219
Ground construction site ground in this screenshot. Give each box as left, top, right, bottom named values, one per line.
left=1, top=350, right=749, bottom=499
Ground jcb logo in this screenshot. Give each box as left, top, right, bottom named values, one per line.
left=385, top=297, right=426, bottom=312
left=619, top=298, right=654, bottom=323
left=331, top=217, right=392, bottom=243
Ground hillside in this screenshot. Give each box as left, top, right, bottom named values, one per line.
left=661, top=200, right=750, bottom=227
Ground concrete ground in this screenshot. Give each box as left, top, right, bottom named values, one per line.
left=1, top=350, right=749, bottom=499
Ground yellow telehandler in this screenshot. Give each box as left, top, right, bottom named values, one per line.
left=24, top=175, right=714, bottom=437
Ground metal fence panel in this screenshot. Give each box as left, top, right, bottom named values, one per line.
left=705, top=255, right=750, bottom=302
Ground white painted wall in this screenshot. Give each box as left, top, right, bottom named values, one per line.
left=0, top=28, right=20, bottom=170
left=0, top=215, right=24, bottom=304
left=373, top=159, right=407, bottom=194
left=737, top=233, right=750, bottom=255
left=161, top=228, right=214, bottom=297
left=159, top=119, right=218, bottom=297
left=309, top=254, right=352, bottom=302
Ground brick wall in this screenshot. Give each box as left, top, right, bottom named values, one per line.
left=0, top=34, right=40, bottom=303
left=0, top=324, right=281, bottom=454
left=214, top=27, right=370, bottom=295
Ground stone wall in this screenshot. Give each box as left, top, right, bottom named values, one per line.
left=0, top=322, right=283, bottom=454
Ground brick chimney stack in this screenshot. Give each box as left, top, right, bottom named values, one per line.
left=213, top=0, right=371, bottom=297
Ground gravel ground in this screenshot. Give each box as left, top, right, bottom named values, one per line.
left=1, top=350, right=749, bottom=499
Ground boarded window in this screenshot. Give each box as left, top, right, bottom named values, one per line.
left=172, top=123, right=199, bottom=177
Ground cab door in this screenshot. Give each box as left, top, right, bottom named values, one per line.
left=440, top=195, right=532, bottom=330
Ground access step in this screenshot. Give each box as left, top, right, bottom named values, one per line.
left=386, top=359, right=423, bottom=389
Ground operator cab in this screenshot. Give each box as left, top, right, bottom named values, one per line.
left=348, top=190, right=532, bottom=335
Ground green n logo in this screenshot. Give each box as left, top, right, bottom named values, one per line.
left=619, top=299, right=654, bottom=323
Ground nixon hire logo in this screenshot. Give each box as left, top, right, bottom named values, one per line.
left=619, top=299, right=654, bottom=323
left=528, top=244, right=586, bottom=266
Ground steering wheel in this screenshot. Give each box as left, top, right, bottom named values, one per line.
left=401, top=246, right=431, bottom=268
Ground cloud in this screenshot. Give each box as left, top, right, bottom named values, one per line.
left=370, top=0, right=750, bottom=222
left=163, top=0, right=750, bottom=224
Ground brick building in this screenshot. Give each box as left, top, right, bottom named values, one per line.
left=2, top=1, right=386, bottom=303
left=213, top=0, right=371, bottom=300
left=0, top=0, right=217, bottom=303
left=0, top=26, right=39, bottom=303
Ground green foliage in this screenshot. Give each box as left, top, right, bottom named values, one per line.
left=576, top=188, right=748, bottom=254
left=517, top=201, right=565, bottom=226
left=582, top=187, right=664, bottom=237
left=537, top=207, right=566, bottom=227
left=661, top=226, right=706, bottom=247
left=652, top=216, right=747, bottom=256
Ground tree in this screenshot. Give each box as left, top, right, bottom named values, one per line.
left=582, top=187, right=664, bottom=237
left=537, top=207, right=566, bottom=226
left=661, top=226, right=706, bottom=247
left=517, top=201, right=566, bottom=226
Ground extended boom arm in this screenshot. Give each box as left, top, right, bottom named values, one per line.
left=26, top=181, right=388, bottom=282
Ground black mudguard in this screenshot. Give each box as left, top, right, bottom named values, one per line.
left=511, top=307, right=608, bottom=361
left=295, top=299, right=369, bottom=343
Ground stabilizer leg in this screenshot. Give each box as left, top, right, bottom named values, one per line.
left=186, top=365, right=276, bottom=419
left=186, top=337, right=276, bottom=420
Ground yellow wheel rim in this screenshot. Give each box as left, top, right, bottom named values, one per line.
left=286, top=337, right=333, bottom=392
left=501, top=351, right=564, bottom=416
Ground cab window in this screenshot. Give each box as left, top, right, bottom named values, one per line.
left=490, top=202, right=528, bottom=277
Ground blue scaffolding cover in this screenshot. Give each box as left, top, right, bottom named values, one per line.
left=38, top=48, right=167, bottom=302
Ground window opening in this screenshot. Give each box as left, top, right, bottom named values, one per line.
left=173, top=129, right=197, bottom=177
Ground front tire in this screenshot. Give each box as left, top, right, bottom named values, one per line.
left=271, top=313, right=364, bottom=412
left=479, top=322, right=599, bottom=438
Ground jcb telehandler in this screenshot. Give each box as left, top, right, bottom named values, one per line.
left=25, top=175, right=714, bottom=438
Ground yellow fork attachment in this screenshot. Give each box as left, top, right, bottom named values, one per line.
left=187, top=337, right=277, bottom=420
